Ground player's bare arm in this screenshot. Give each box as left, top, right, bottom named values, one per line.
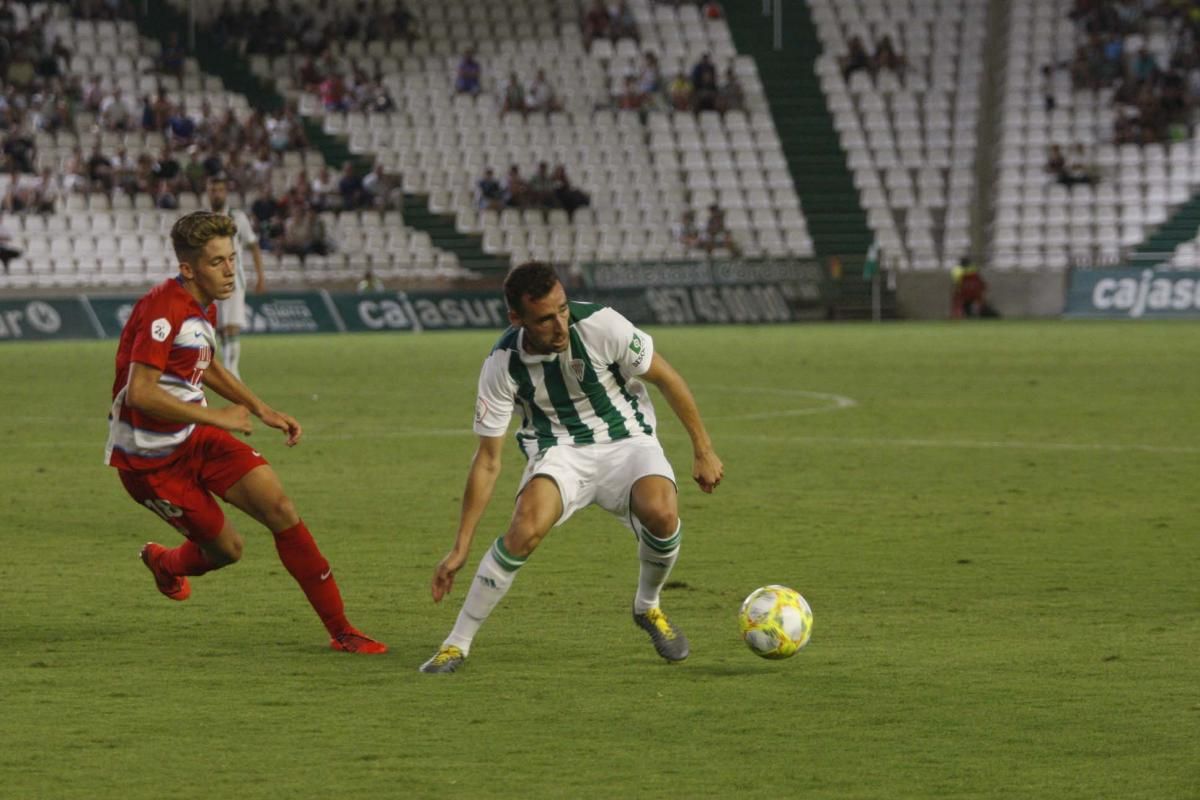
left=203, top=358, right=302, bottom=446
left=640, top=352, right=724, bottom=493
left=126, top=362, right=252, bottom=435
left=431, top=434, right=506, bottom=602
left=250, top=242, right=265, bottom=293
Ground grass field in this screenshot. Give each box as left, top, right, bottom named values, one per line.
left=1, top=320, right=1198, bottom=799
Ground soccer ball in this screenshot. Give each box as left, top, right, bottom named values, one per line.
left=738, top=585, right=813, bottom=659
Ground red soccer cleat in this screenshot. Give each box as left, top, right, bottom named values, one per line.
left=330, top=627, right=388, bottom=655
left=139, top=542, right=191, bottom=601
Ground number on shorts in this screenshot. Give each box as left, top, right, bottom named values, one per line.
left=143, top=498, right=184, bottom=522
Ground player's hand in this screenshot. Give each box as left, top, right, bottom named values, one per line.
left=213, top=404, right=254, bottom=436
left=431, top=548, right=469, bottom=603
left=255, top=276, right=266, bottom=294
left=259, top=406, right=302, bottom=446
left=693, top=448, right=723, bottom=494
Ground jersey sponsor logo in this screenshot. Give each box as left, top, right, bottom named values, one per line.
left=151, top=317, right=172, bottom=342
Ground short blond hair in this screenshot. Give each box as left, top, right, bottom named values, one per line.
left=170, top=211, right=237, bottom=263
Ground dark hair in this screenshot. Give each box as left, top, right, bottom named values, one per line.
left=170, top=211, right=237, bottom=262
left=504, top=261, right=560, bottom=312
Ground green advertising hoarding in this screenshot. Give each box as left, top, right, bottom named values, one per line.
left=2, top=271, right=821, bottom=344
left=1065, top=268, right=1200, bottom=318
left=244, top=292, right=344, bottom=334
left=87, top=295, right=139, bottom=337
left=0, top=297, right=100, bottom=341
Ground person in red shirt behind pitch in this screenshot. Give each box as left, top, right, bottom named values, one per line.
left=105, top=210, right=386, bottom=654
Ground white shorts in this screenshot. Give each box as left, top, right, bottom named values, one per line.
left=215, top=284, right=247, bottom=330
left=517, top=436, right=676, bottom=532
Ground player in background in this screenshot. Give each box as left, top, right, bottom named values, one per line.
left=419, top=261, right=723, bottom=673
left=206, top=174, right=264, bottom=380
left=106, top=211, right=386, bottom=654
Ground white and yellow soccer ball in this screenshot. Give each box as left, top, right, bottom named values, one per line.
left=738, top=585, right=813, bottom=659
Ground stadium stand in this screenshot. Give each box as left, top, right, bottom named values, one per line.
left=15, top=0, right=1200, bottom=301
left=0, top=1, right=474, bottom=292
left=992, top=0, right=1200, bottom=272
left=226, top=0, right=816, bottom=268
left=810, top=0, right=985, bottom=271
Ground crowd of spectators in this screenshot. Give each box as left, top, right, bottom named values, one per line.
left=1044, top=143, right=1098, bottom=187
left=498, top=69, right=563, bottom=115
left=3, top=91, right=314, bottom=215
left=839, top=34, right=907, bottom=81
left=298, top=53, right=396, bottom=113
left=615, top=51, right=744, bottom=114
left=475, top=162, right=590, bottom=216
left=583, top=0, right=639, bottom=50
left=672, top=203, right=739, bottom=255
left=207, top=0, right=417, bottom=57
left=242, top=160, right=399, bottom=256
left=1063, top=0, right=1200, bottom=144
left=0, top=1, right=83, bottom=177
left=451, top=45, right=743, bottom=116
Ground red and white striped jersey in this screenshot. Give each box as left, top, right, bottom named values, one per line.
left=104, top=277, right=216, bottom=471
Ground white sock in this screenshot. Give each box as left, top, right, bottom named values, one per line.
left=634, top=519, right=681, bottom=614
left=222, top=335, right=241, bottom=379
left=443, top=537, right=527, bottom=656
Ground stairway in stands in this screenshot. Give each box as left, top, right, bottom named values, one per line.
left=724, top=2, right=892, bottom=318
left=1127, top=194, right=1200, bottom=266
left=401, top=195, right=509, bottom=276
left=724, top=1, right=872, bottom=258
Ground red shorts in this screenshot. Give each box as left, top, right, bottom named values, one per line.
left=118, top=425, right=269, bottom=542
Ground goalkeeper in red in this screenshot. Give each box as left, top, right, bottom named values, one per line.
left=420, top=261, right=723, bottom=672
left=105, top=211, right=386, bottom=654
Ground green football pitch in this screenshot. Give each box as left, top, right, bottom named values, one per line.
left=1, top=321, right=1197, bottom=799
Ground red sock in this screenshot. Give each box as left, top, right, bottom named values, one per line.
left=159, top=540, right=216, bottom=576
left=272, top=520, right=350, bottom=637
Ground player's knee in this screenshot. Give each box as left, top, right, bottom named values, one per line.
left=224, top=535, right=244, bottom=563
left=639, top=507, right=679, bottom=539
left=206, top=533, right=244, bottom=565
left=266, top=493, right=299, bottom=530
left=503, top=521, right=544, bottom=558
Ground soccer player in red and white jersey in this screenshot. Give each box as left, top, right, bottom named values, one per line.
left=105, top=211, right=386, bottom=654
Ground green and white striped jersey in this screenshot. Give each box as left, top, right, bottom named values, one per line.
left=474, top=302, right=658, bottom=457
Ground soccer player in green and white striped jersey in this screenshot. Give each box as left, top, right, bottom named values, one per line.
left=419, top=262, right=724, bottom=673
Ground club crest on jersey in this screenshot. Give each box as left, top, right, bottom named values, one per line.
left=568, top=358, right=586, bottom=382
left=629, top=333, right=646, bottom=367
left=150, top=318, right=171, bottom=342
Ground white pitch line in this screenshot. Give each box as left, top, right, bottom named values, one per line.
left=19, top=427, right=1200, bottom=456
left=720, top=433, right=1200, bottom=456
left=16, top=386, right=1199, bottom=456
left=695, top=385, right=858, bottom=421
